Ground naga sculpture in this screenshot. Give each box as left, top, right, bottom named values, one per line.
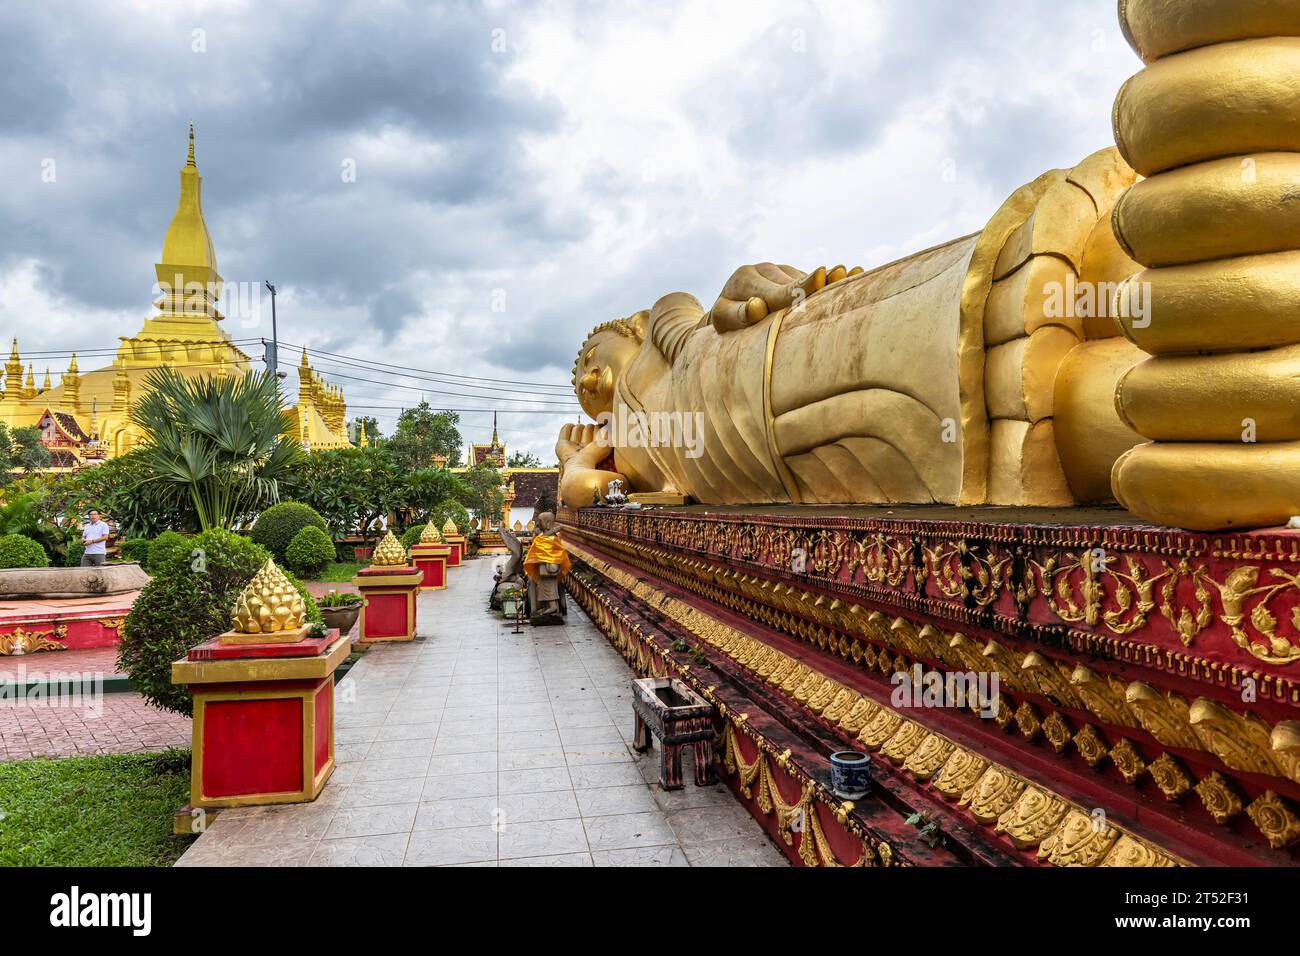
left=557, top=0, right=1300, bottom=532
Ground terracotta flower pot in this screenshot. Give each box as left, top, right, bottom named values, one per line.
left=321, top=604, right=360, bottom=636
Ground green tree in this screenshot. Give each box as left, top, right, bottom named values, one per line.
left=278, top=445, right=400, bottom=543
left=349, top=416, right=382, bottom=446
left=458, top=463, right=505, bottom=522
left=506, top=450, right=542, bottom=468
left=387, top=402, right=462, bottom=469
left=0, top=424, right=51, bottom=483
left=131, top=369, right=303, bottom=530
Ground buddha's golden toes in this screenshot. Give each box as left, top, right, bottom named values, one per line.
left=1113, top=442, right=1300, bottom=531
left=1108, top=0, right=1300, bottom=530
left=1120, top=0, right=1300, bottom=64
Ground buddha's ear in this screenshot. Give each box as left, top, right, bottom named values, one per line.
left=628, top=310, right=650, bottom=341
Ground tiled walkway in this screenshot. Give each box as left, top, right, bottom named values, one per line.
left=178, top=557, right=787, bottom=866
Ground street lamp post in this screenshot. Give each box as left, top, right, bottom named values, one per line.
left=263, top=280, right=284, bottom=380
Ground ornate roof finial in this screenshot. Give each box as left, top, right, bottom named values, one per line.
left=491, top=410, right=499, bottom=447
left=67, top=353, right=79, bottom=374
left=41, top=368, right=50, bottom=391
left=9, top=338, right=18, bottom=361
left=187, top=120, right=196, bottom=168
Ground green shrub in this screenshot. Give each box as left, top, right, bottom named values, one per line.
left=146, top=531, right=190, bottom=573
left=0, top=533, right=49, bottom=568
left=118, top=529, right=320, bottom=717
left=119, top=537, right=150, bottom=564
left=64, top=539, right=85, bottom=567
left=284, top=525, right=335, bottom=577
left=249, top=501, right=327, bottom=561
left=400, top=525, right=424, bottom=549
left=318, top=590, right=363, bottom=608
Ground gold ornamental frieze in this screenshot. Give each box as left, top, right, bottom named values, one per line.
left=566, top=509, right=1300, bottom=672
left=564, top=539, right=1189, bottom=867
left=566, top=538, right=1300, bottom=858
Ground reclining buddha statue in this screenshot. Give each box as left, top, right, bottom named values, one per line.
left=557, top=0, right=1300, bottom=532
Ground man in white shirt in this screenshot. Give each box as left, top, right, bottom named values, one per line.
left=81, top=509, right=111, bottom=567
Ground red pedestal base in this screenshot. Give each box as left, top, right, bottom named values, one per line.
left=409, top=543, right=449, bottom=590
left=444, top=534, right=465, bottom=568
left=352, top=566, right=423, bottom=643
left=171, top=630, right=347, bottom=809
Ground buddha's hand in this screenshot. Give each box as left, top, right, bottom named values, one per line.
left=556, top=422, right=627, bottom=507
left=705, top=262, right=860, bottom=332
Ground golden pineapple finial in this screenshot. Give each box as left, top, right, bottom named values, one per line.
left=442, top=516, right=459, bottom=535
left=231, top=559, right=306, bottom=634
left=418, top=520, right=442, bottom=544
left=372, top=530, right=408, bottom=567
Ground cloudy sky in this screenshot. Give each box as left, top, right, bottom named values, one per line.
left=0, top=0, right=1140, bottom=462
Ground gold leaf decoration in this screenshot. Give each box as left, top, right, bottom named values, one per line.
left=1148, top=753, right=1192, bottom=801
left=996, top=787, right=1069, bottom=850
left=1038, top=810, right=1118, bottom=866
left=1073, top=724, right=1110, bottom=767
left=1110, top=738, right=1147, bottom=784
left=418, top=520, right=442, bottom=544
left=231, top=559, right=306, bottom=633
left=371, top=530, right=409, bottom=567
left=1194, top=771, right=1245, bottom=825
left=1245, top=791, right=1300, bottom=849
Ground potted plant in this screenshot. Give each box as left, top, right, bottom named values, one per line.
left=318, top=589, right=363, bottom=635
left=500, top=583, right=525, bottom=620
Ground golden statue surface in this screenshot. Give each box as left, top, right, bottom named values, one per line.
left=557, top=0, right=1300, bottom=532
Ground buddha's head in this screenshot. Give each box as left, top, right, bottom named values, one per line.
left=572, top=311, right=647, bottom=419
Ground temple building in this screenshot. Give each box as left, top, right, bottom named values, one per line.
left=452, top=413, right=558, bottom=529
left=0, top=126, right=349, bottom=470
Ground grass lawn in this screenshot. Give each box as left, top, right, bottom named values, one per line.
left=313, top=560, right=363, bottom=583
left=0, top=749, right=196, bottom=866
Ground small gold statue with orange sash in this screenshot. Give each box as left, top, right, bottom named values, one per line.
left=522, top=510, right=569, bottom=625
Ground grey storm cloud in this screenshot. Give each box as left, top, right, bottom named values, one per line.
left=0, top=0, right=1140, bottom=459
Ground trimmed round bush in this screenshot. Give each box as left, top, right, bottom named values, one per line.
left=0, top=533, right=49, bottom=569
left=119, top=529, right=320, bottom=717
left=400, top=525, right=424, bottom=549
left=249, top=501, right=327, bottom=561
left=119, top=537, right=150, bottom=564
left=64, top=538, right=86, bottom=567
left=284, top=525, right=335, bottom=577
left=146, top=530, right=190, bottom=573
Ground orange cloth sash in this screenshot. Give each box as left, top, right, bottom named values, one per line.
left=523, top=533, right=571, bottom=581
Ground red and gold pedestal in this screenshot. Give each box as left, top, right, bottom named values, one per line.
left=352, top=565, right=423, bottom=643
left=171, top=629, right=347, bottom=809
left=409, top=542, right=449, bottom=590
left=444, top=533, right=466, bottom=568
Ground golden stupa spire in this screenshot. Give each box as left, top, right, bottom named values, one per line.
left=159, top=122, right=218, bottom=278
left=41, top=368, right=50, bottom=391
left=358, top=420, right=368, bottom=448
left=67, top=352, right=78, bottom=374
left=491, top=410, right=499, bottom=447
left=5, top=338, right=22, bottom=389
left=23, top=365, right=35, bottom=399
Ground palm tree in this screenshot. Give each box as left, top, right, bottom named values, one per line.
left=131, top=368, right=303, bottom=530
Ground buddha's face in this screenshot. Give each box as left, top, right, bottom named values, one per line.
left=574, top=331, right=640, bottom=419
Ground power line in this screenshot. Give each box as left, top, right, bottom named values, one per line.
left=282, top=341, right=574, bottom=391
